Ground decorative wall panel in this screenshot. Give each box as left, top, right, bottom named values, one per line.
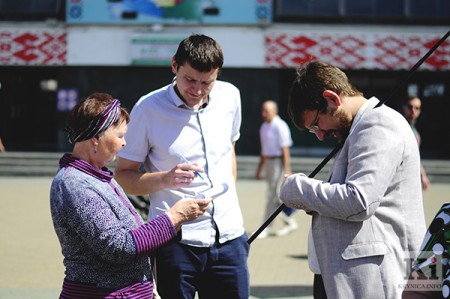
left=0, top=29, right=66, bottom=65
left=265, top=32, right=450, bottom=70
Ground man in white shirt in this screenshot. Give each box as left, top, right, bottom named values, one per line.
left=115, top=34, right=249, bottom=299
left=255, top=100, right=297, bottom=238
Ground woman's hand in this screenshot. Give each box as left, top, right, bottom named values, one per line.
left=166, top=197, right=211, bottom=231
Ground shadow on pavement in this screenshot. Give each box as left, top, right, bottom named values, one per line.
left=251, top=285, right=313, bottom=298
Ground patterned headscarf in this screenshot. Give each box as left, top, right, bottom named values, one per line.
left=66, top=99, right=122, bottom=144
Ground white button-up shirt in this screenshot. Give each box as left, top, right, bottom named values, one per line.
left=119, top=80, right=244, bottom=247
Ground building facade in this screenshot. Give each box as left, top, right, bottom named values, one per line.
left=0, top=0, right=449, bottom=158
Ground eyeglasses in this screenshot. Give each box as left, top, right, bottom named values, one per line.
left=308, top=109, right=322, bottom=134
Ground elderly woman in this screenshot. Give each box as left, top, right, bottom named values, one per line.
left=50, top=92, right=210, bottom=298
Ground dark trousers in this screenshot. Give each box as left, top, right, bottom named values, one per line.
left=283, top=206, right=296, bottom=216
left=155, top=233, right=250, bottom=299
left=314, top=274, right=327, bottom=299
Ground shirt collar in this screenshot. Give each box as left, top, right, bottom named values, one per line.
left=169, top=79, right=210, bottom=110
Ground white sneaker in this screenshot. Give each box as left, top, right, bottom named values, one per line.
left=275, top=218, right=298, bottom=236
left=281, top=213, right=296, bottom=224
left=286, top=217, right=298, bottom=229
left=255, top=227, right=275, bottom=239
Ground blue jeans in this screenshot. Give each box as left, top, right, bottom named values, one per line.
left=283, top=206, right=296, bottom=217
left=155, top=233, right=250, bottom=299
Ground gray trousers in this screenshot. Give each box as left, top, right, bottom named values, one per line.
left=263, top=158, right=283, bottom=229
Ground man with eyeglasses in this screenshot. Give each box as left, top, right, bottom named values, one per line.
left=402, top=96, right=430, bottom=191
left=279, top=61, right=426, bottom=298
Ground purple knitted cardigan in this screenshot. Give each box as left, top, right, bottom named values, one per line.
left=50, top=154, right=177, bottom=298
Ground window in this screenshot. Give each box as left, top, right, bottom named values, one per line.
left=275, top=0, right=339, bottom=16
left=407, top=0, right=450, bottom=18
left=345, top=0, right=403, bottom=17
left=273, top=0, right=450, bottom=24
left=0, top=0, right=64, bottom=21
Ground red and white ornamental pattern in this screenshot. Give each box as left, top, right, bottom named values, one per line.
left=265, top=32, right=450, bottom=70
left=0, top=29, right=66, bottom=65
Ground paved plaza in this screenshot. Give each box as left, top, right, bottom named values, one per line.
left=0, top=176, right=449, bottom=299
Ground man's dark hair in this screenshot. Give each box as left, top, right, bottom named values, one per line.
left=174, top=34, right=224, bottom=72
left=288, top=61, right=363, bottom=129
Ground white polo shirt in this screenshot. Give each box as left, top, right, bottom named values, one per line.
left=260, top=115, right=293, bottom=157
left=118, top=80, right=245, bottom=247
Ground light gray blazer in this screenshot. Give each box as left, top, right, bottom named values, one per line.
left=280, top=97, right=426, bottom=298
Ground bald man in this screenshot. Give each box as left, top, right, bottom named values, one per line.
left=255, top=100, right=297, bottom=238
